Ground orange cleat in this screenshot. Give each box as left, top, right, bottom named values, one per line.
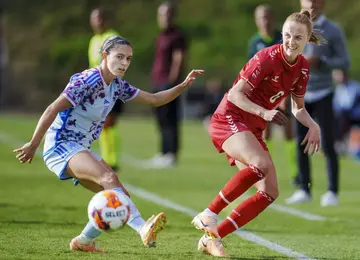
left=70, top=237, right=107, bottom=253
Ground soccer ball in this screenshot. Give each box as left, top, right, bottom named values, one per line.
left=88, top=190, right=130, bottom=231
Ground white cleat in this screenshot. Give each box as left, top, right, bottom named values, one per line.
left=191, top=212, right=219, bottom=238
left=146, top=153, right=176, bottom=169
left=285, top=190, right=311, bottom=204
left=139, top=212, right=167, bottom=248
left=198, top=234, right=229, bottom=257
left=321, top=191, right=339, bottom=207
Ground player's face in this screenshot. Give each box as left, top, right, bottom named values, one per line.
left=104, top=45, right=133, bottom=78
left=282, top=21, right=309, bottom=62
left=300, top=0, right=324, bottom=19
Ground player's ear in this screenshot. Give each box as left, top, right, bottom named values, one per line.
left=101, top=51, right=108, bottom=59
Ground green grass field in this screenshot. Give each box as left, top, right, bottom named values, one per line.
left=0, top=114, right=359, bottom=260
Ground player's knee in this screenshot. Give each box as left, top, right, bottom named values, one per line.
left=268, top=188, right=279, bottom=200
left=99, top=171, right=119, bottom=187
left=250, top=158, right=273, bottom=176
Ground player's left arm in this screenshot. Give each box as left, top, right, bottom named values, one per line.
left=291, top=95, right=321, bottom=155
left=133, top=69, right=204, bottom=107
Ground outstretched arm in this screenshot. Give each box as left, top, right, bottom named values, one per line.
left=133, top=69, right=204, bottom=107
left=291, top=95, right=321, bottom=155
left=13, top=96, right=72, bottom=163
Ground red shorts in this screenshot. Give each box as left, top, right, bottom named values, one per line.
left=208, top=113, right=268, bottom=166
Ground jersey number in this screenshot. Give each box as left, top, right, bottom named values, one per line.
left=270, top=91, right=285, bottom=103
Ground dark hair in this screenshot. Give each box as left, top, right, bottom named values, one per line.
left=100, top=36, right=132, bottom=54
left=284, top=9, right=325, bottom=45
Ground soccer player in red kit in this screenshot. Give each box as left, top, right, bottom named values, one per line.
left=191, top=10, right=323, bottom=257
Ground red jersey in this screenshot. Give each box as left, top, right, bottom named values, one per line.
left=215, top=44, right=310, bottom=131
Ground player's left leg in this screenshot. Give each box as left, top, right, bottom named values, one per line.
left=217, top=153, right=278, bottom=239
left=99, top=160, right=166, bottom=247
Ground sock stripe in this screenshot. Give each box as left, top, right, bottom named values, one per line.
left=257, top=190, right=275, bottom=202
left=219, top=191, right=231, bottom=205
left=226, top=216, right=239, bottom=229
left=232, top=209, right=241, bottom=217
left=249, top=164, right=265, bottom=178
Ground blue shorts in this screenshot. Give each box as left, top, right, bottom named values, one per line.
left=43, top=141, right=102, bottom=180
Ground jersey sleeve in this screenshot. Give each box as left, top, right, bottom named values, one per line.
left=119, top=80, right=140, bottom=102
left=62, top=74, right=89, bottom=107
left=172, top=32, right=187, bottom=52
left=292, top=60, right=309, bottom=98
left=240, top=51, right=273, bottom=88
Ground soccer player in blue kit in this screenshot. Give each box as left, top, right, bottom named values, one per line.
left=13, top=36, right=204, bottom=252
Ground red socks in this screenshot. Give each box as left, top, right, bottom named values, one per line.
left=218, top=190, right=274, bottom=238
left=208, top=165, right=265, bottom=214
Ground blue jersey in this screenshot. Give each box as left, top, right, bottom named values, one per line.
left=43, top=68, right=139, bottom=155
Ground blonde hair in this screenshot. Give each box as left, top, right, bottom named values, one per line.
left=285, top=10, right=324, bottom=45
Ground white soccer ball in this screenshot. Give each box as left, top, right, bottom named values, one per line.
left=88, top=190, right=130, bottom=231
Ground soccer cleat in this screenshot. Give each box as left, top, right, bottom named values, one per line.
left=320, top=191, right=339, bottom=207
left=198, top=234, right=229, bottom=257
left=285, top=189, right=311, bottom=204
left=139, top=212, right=167, bottom=248
left=192, top=212, right=219, bottom=238
left=69, top=237, right=106, bottom=253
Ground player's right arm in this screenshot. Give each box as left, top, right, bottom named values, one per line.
left=227, top=53, right=288, bottom=126
left=14, top=74, right=87, bottom=164
left=13, top=96, right=73, bottom=164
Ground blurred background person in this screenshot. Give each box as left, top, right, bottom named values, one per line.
left=332, top=69, right=360, bottom=158
left=286, top=0, right=350, bottom=207
left=88, top=8, right=122, bottom=171
left=149, top=2, right=187, bottom=168
left=248, top=4, right=282, bottom=59
left=248, top=4, right=297, bottom=184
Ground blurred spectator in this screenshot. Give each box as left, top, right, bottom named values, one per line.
left=248, top=4, right=282, bottom=60
left=149, top=2, right=187, bottom=168
left=88, top=8, right=122, bottom=171
left=201, top=78, right=224, bottom=128
left=248, top=4, right=297, bottom=183
left=286, top=0, right=350, bottom=207
left=332, top=69, right=360, bottom=156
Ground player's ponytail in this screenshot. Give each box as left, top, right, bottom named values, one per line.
left=285, top=9, right=326, bottom=45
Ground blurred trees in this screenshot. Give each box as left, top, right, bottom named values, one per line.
left=2, top=0, right=360, bottom=111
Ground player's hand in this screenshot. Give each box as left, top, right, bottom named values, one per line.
left=13, top=142, right=38, bottom=164
left=262, top=109, right=288, bottom=126
left=182, top=69, right=204, bottom=88
left=301, top=123, right=321, bottom=156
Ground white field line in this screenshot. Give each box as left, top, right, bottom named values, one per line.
left=0, top=132, right=317, bottom=259
left=120, top=153, right=327, bottom=221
